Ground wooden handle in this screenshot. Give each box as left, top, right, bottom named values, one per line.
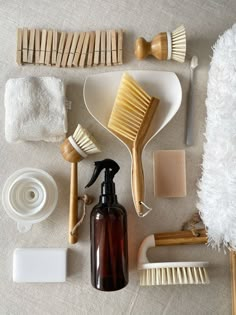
left=135, top=32, right=168, bottom=61
left=131, top=98, right=159, bottom=217
left=154, top=229, right=207, bottom=246
left=131, top=145, right=144, bottom=216
left=69, top=162, right=78, bottom=244
left=230, top=251, right=236, bottom=315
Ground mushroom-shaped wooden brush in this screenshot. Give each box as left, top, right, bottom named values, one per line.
left=135, top=25, right=186, bottom=63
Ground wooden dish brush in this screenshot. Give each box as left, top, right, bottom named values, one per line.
left=60, top=124, right=100, bottom=244
left=135, top=25, right=186, bottom=63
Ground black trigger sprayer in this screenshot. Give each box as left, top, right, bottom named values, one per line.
left=85, top=159, right=128, bottom=291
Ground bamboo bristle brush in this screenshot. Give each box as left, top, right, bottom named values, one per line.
left=135, top=25, right=186, bottom=63
left=138, top=229, right=210, bottom=286
left=60, top=124, right=100, bottom=244
left=108, top=72, right=160, bottom=217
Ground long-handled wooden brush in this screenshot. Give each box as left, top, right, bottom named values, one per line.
left=135, top=25, right=186, bottom=63
left=138, top=229, right=210, bottom=286
left=108, top=72, right=160, bottom=217
left=60, top=124, right=100, bottom=244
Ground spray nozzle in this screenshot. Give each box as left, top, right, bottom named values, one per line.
left=85, top=159, right=120, bottom=195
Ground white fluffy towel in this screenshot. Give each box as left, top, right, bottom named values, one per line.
left=4, top=77, right=68, bottom=143
left=197, top=24, right=236, bottom=250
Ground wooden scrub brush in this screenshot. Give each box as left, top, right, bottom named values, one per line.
left=108, top=72, right=160, bottom=217
left=135, top=25, right=186, bottom=63
left=60, top=124, right=100, bottom=244
left=138, top=229, right=210, bottom=285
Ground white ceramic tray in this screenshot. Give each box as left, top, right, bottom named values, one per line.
left=83, top=70, right=182, bottom=216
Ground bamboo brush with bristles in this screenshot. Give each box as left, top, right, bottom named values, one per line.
left=135, top=25, right=186, bottom=63
left=108, top=72, right=160, bottom=217
left=60, top=124, right=100, bottom=244
left=138, top=229, right=210, bottom=286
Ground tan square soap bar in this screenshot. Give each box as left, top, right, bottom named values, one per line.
left=154, top=150, right=186, bottom=197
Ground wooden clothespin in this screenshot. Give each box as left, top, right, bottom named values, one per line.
left=106, top=30, right=112, bottom=66
left=61, top=32, right=73, bottom=67
left=118, top=29, right=123, bottom=64
left=100, top=31, right=106, bottom=66
left=111, top=30, right=117, bottom=65
left=87, top=31, right=95, bottom=67
left=45, top=29, right=52, bottom=65
left=51, top=30, right=58, bottom=65
left=79, top=32, right=90, bottom=67
left=35, top=29, right=41, bottom=64
left=56, top=32, right=66, bottom=67
left=67, top=32, right=79, bottom=67
left=72, top=32, right=85, bottom=67
left=16, top=28, right=23, bottom=65
left=16, top=27, right=123, bottom=68
left=23, top=28, right=28, bottom=63
left=27, top=29, right=35, bottom=63
left=93, top=30, right=101, bottom=66
left=39, top=29, right=47, bottom=64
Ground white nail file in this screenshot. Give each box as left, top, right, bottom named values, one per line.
left=13, top=248, right=67, bottom=283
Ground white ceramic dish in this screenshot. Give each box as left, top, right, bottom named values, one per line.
left=83, top=70, right=182, bottom=215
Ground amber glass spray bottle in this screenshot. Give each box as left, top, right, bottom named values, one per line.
left=86, top=159, right=128, bottom=291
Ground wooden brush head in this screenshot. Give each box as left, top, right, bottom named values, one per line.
left=135, top=32, right=168, bottom=61
left=61, top=124, right=100, bottom=163
left=108, top=72, right=160, bottom=146
left=60, top=138, right=84, bottom=163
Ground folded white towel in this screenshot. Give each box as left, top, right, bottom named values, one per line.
left=4, top=77, right=68, bottom=143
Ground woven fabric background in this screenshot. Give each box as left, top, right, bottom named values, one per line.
left=0, top=0, right=235, bottom=314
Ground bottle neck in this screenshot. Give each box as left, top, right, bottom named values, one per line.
left=99, top=194, right=118, bottom=204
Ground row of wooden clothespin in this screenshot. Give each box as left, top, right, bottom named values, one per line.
left=16, top=28, right=123, bottom=67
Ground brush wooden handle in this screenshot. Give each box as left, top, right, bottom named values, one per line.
left=230, top=251, right=236, bottom=315
left=131, top=98, right=159, bottom=216
left=69, top=162, right=79, bottom=244
left=132, top=145, right=144, bottom=216
left=154, top=229, right=207, bottom=246
left=135, top=32, right=168, bottom=60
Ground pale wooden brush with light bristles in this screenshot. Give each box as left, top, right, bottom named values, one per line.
left=108, top=72, right=159, bottom=217
left=138, top=229, right=210, bottom=286
left=60, top=124, right=100, bottom=244
left=135, top=25, right=186, bottom=63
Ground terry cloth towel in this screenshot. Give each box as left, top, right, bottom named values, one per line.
left=197, top=24, right=236, bottom=250
left=4, top=77, right=68, bottom=143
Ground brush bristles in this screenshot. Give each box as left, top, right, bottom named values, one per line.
left=139, top=266, right=209, bottom=286
left=108, top=73, right=152, bottom=142
left=171, top=25, right=186, bottom=63
left=72, top=124, right=100, bottom=155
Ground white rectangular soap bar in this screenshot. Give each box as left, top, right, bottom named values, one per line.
left=13, top=248, right=67, bottom=283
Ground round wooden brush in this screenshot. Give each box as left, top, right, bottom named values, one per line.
left=60, top=124, right=100, bottom=244
left=135, top=25, right=186, bottom=63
